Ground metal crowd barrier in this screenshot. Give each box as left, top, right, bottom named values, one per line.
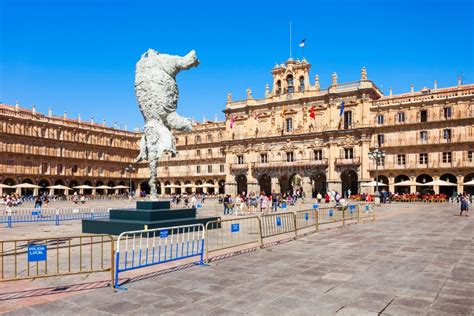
left=294, top=209, right=318, bottom=236
left=259, top=212, right=296, bottom=239
left=1, top=207, right=111, bottom=227
left=204, top=216, right=262, bottom=262
left=114, top=223, right=205, bottom=288
left=0, top=234, right=114, bottom=285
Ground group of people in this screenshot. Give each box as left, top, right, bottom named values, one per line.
left=221, top=190, right=305, bottom=215
left=459, top=193, right=471, bottom=216
left=0, top=193, right=24, bottom=207
left=171, top=192, right=207, bottom=208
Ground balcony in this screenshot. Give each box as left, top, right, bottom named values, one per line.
left=370, top=134, right=473, bottom=148
left=252, top=158, right=329, bottom=170
left=335, top=158, right=361, bottom=165
left=230, top=163, right=248, bottom=172
left=368, top=160, right=464, bottom=171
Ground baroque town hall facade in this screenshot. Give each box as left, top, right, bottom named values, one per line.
left=1, top=58, right=473, bottom=198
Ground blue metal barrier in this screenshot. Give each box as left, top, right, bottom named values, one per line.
left=1, top=207, right=110, bottom=227
left=114, top=223, right=205, bottom=288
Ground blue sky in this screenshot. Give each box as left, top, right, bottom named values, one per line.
left=1, top=0, right=472, bottom=130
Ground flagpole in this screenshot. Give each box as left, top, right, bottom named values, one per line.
left=289, top=21, right=292, bottom=59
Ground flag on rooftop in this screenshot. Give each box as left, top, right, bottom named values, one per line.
left=299, top=39, right=306, bottom=48
left=339, top=101, right=345, bottom=116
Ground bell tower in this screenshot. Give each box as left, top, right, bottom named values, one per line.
left=271, top=58, right=311, bottom=96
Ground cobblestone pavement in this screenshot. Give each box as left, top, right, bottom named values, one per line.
left=2, top=202, right=473, bottom=315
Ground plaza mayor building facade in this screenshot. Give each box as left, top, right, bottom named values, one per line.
left=1, top=57, right=473, bottom=198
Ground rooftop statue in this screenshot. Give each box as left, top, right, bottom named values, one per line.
left=135, top=49, right=199, bottom=199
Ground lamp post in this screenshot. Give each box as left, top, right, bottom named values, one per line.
left=125, top=164, right=135, bottom=197
left=368, top=148, right=385, bottom=205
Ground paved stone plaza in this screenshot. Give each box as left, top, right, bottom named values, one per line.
left=1, top=202, right=473, bottom=315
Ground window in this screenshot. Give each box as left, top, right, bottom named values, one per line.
left=287, top=75, right=294, bottom=93
left=87, top=166, right=92, bottom=175
left=57, top=163, right=63, bottom=175
left=196, top=165, right=201, bottom=174
left=276, top=80, right=281, bottom=95
left=468, top=151, right=473, bottom=162
left=99, top=167, right=104, bottom=176
left=377, top=156, right=385, bottom=166
left=220, top=165, right=225, bottom=173
left=443, top=107, right=452, bottom=119
left=207, top=134, right=212, bottom=142
left=442, top=152, right=452, bottom=163
left=260, top=153, right=268, bottom=163
left=344, top=148, right=354, bottom=159
left=420, top=110, right=428, bottom=123
left=377, top=134, right=385, bottom=147
left=443, top=129, right=452, bottom=142
left=207, top=165, right=212, bottom=173
left=419, top=153, right=428, bottom=165
left=207, top=149, right=212, bottom=157
left=286, top=118, right=293, bottom=132
left=72, top=164, right=78, bottom=174
left=286, top=152, right=294, bottom=162
left=376, top=114, right=384, bottom=125
left=397, top=154, right=406, bottom=165
left=313, top=150, right=323, bottom=161
left=397, top=112, right=405, bottom=123
left=196, top=150, right=201, bottom=157
left=299, top=76, right=305, bottom=92
left=220, top=148, right=225, bottom=156
left=420, top=131, right=428, bottom=143
left=41, top=162, right=48, bottom=174
left=237, top=155, right=244, bottom=164
left=185, top=136, right=188, bottom=146
left=344, top=111, right=352, bottom=129
left=195, top=135, right=201, bottom=144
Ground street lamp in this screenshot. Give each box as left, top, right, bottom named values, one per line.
left=368, top=148, right=385, bottom=205
left=125, top=164, right=136, bottom=197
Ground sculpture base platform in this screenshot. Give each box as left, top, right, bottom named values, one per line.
left=82, top=201, right=220, bottom=235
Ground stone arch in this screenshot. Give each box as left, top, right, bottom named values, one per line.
left=416, top=174, right=433, bottom=194
left=2, top=178, right=16, bottom=195
left=83, top=180, right=93, bottom=195
left=341, top=169, right=358, bottom=196
left=140, top=181, right=151, bottom=196
left=38, top=179, right=50, bottom=195
left=394, top=174, right=410, bottom=194
left=184, top=180, right=193, bottom=194
left=258, top=174, right=271, bottom=195
left=156, top=181, right=161, bottom=195
left=96, top=181, right=105, bottom=195
left=175, top=181, right=182, bottom=194
left=53, top=179, right=65, bottom=195
left=20, top=178, right=35, bottom=196
left=195, top=180, right=203, bottom=194
left=207, top=180, right=215, bottom=195
left=464, top=173, right=474, bottom=194
left=311, top=172, right=327, bottom=197
left=218, top=179, right=225, bottom=194
left=440, top=173, right=457, bottom=196
left=236, top=175, right=247, bottom=196
left=164, top=181, right=171, bottom=195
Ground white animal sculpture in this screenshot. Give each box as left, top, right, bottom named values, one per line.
left=135, top=49, right=199, bottom=199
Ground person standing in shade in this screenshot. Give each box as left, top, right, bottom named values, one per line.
left=271, top=190, right=278, bottom=212
left=460, top=195, right=469, bottom=216
left=223, top=194, right=230, bottom=215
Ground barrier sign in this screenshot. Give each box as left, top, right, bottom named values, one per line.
left=28, top=245, right=47, bottom=262
left=365, top=205, right=369, bottom=212
left=159, top=230, right=169, bottom=238
left=231, top=223, right=240, bottom=233
left=282, top=203, right=287, bottom=209
left=197, top=204, right=203, bottom=208
left=304, top=212, right=309, bottom=221
left=312, top=204, right=318, bottom=209
left=276, top=217, right=282, bottom=226
left=329, top=210, right=334, bottom=217
left=31, top=211, right=39, bottom=216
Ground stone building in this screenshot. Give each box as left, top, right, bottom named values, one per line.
left=0, top=103, right=146, bottom=196
left=2, top=58, right=473, bottom=198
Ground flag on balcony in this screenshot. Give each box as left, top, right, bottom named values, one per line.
left=339, top=101, right=345, bottom=116
left=309, top=106, right=315, bottom=119
left=230, top=116, right=236, bottom=128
